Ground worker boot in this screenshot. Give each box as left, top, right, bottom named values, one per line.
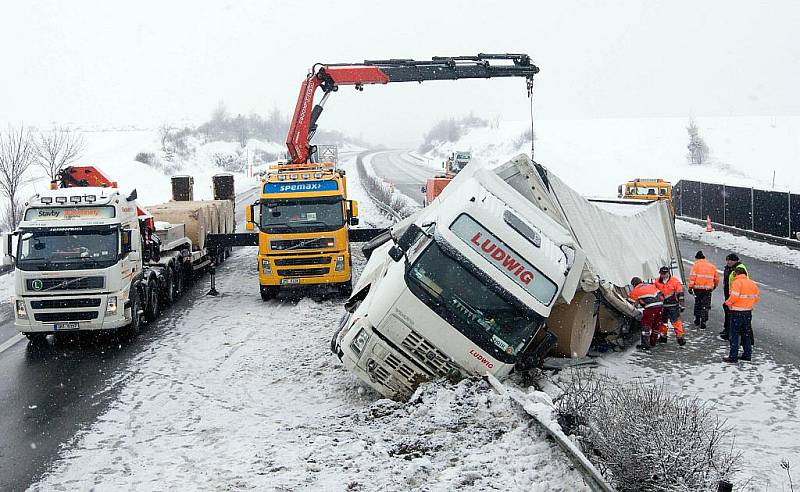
left=677, top=337, right=686, bottom=346
left=693, top=317, right=700, bottom=326
left=700, top=321, right=707, bottom=329
left=658, top=335, right=668, bottom=344
left=636, top=336, right=650, bottom=351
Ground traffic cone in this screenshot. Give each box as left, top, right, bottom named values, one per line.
left=705, top=215, right=714, bottom=233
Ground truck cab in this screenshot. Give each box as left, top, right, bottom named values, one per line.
left=8, top=187, right=143, bottom=340
left=247, top=161, right=360, bottom=300
left=618, top=178, right=672, bottom=202
left=333, top=165, right=585, bottom=399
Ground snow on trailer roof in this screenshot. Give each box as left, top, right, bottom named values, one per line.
left=494, top=155, right=683, bottom=285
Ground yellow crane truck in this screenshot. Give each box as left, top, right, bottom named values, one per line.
left=246, top=161, right=359, bottom=300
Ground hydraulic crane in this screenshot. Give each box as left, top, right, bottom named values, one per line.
left=286, top=53, right=539, bottom=164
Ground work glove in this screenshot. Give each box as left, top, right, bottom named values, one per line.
left=634, top=309, right=644, bottom=321
left=680, top=305, right=686, bottom=312
left=688, top=288, right=694, bottom=295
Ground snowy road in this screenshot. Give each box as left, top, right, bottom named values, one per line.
left=368, top=149, right=800, bottom=488
left=1, top=158, right=588, bottom=490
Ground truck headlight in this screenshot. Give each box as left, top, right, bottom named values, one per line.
left=261, top=258, right=272, bottom=275
left=15, top=300, right=28, bottom=319
left=334, top=255, right=345, bottom=272
left=106, top=296, right=118, bottom=315
left=350, top=328, right=370, bottom=355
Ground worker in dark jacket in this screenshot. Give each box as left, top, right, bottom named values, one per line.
left=721, top=253, right=748, bottom=340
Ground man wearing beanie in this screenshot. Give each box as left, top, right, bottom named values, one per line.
left=687, top=251, right=719, bottom=329
left=721, top=253, right=748, bottom=340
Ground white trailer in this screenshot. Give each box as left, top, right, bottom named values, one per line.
left=332, top=154, right=681, bottom=399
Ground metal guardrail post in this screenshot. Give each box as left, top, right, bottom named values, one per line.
left=750, top=187, right=755, bottom=231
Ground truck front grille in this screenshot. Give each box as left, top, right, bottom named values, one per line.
left=277, top=268, right=330, bottom=277
left=31, top=298, right=102, bottom=309
left=34, top=311, right=99, bottom=322
left=274, top=256, right=330, bottom=266
left=367, top=358, right=416, bottom=396
left=270, top=237, right=335, bottom=251
left=401, top=330, right=459, bottom=378
left=27, top=277, right=105, bottom=292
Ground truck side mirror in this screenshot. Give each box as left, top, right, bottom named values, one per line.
left=1, top=233, right=15, bottom=266
left=246, top=202, right=261, bottom=231
left=121, top=229, right=133, bottom=255
left=397, top=224, right=422, bottom=252
left=349, top=200, right=359, bottom=218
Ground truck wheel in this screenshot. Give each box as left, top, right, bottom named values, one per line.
left=172, top=263, right=184, bottom=299
left=337, top=280, right=353, bottom=297
left=260, top=286, right=279, bottom=301
left=24, top=333, right=48, bottom=345
left=120, top=292, right=141, bottom=339
left=145, top=278, right=160, bottom=323
left=161, top=268, right=175, bottom=307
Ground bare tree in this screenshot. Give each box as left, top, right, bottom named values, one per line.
left=686, top=118, right=709, bottom=165
left=35, top=127, right=86, bottom=181
left=158, top=124, right=173, bottom=152
left=0, top=126, right=36, bottom=230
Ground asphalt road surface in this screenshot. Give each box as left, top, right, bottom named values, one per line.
left=0, top=186, right=260, bottom=490
left=367, top=150, right=800, bottom=362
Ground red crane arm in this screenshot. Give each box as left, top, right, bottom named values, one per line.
left=285, top=53, right=538, bottom=164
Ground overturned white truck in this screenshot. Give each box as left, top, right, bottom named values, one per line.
left=332, top=154, right=682, bottom=399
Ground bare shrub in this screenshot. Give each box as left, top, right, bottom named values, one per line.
left=513, top=128, right=536, bottom=151
left=555, top=369, right=740, bottom=491
left=35, top=127, right=86, bottom=181
left=213, top=152, right=246, bottom=172
left=418, top=114, right=489, bottom=154
left=1, top=198, right=24, bottom=232
left=0, top=126, right=36, bottom=230
left=134, top=152, right=157, bottom=165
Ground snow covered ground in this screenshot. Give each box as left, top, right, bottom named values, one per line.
left=676, top=220, right=800, bottom=268
left=31, top=249, right=589, bottom=491
left=422, top=116, right=800, bottom=197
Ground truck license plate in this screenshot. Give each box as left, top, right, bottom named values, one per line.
left=281, top=278, right=300, bottom=285
left=54, top=322, right=80, bottom=331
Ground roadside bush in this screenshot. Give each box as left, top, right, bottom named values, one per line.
left=418, top=114, right=489, bottom=154
left=555, top=370, right=740, bottom=491
left=134, top=152, right=156, bottom=165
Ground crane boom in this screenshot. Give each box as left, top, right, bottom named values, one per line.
left=286, top=53, right=539, bottom=164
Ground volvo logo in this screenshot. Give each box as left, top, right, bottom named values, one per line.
left=31, top=279, right=43, bottom=291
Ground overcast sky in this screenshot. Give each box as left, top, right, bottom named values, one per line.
left=1, top=0, right=798, bottom=146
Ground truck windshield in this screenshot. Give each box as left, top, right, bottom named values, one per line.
left=16, top=227, right=119, bottom=271
left=260, top=196, right=344, bottom=233
left=405, top=240, right=545, bottom=364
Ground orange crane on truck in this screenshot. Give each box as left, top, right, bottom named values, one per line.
left=209, top=54, right=540, bottom=297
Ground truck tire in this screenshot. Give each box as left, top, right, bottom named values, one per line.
left=24, top=333, right=48, bottom=346
left=161, top=267, right=175, bottom=307
left=120, top=291, right=141, bottom=339
left=172, top=262, right=183, bottom=299
left=144, top=278, right=160, bottom=323
left=337, top=280, right=353, bottom=297
left=260, top=285, right=279, bottom=301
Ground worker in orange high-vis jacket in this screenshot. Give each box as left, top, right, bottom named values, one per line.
left=687, top=251, right=719, bottom=329
left=722, top=266, right=759, bottom=363
left=629, top=277, right=664, bottom=350
left=655, top=266, right=686, bottom=346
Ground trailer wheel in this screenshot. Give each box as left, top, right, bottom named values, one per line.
left=144, top=278, right=160, bottom=323
left=161, top=268, right=175, bottom=307
left=172, top=262, right=184, bottom=299
left=260, top=285, right=279, bottom=301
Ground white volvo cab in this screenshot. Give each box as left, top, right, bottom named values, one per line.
left=332, top=161, right=586, bottom=399
left=5, top=187, right=142, bottom=341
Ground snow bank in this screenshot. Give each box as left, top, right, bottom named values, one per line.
left=676, top=220, right=800, bottom=268
left=423, top=116, right=800, bottom=197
